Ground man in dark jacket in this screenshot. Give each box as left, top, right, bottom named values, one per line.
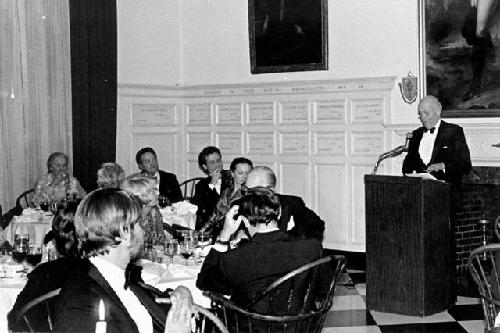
left=244, top=166, right=325, bottom=240
left=135, top=147, right=182, bottom=204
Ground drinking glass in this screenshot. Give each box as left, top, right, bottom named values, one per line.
left=12, top=234, right=29, bottom=263
left=179, top=240, right=195, bottom=265
left=196, top=231, right=211, bottom=264
left=26, top=246, right=42, bottom=267
left=165, top=240, right=178, bottom=264
left=158, top=195, right=170, bottom=208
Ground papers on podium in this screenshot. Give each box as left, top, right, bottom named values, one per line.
left=404, top=172, right=438, bottom=181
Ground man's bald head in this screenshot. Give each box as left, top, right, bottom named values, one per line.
left=245, top=166, right=277, bottom=189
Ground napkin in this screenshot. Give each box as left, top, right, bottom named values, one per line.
left=172, top=201, right=198, bottom=215
left=22, top=208, right=38, bottom=216
left=136, top=259, right=171, bottom=285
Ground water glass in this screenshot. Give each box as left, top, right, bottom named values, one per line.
left=164, top=240, right=178, bottom=264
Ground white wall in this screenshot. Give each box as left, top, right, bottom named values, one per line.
left=118, top=0, right=420, bottom=123
left=117, top=0, right=182, bottom=86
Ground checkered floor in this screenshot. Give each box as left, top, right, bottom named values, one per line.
left=321, top=271, right=485, bottom=333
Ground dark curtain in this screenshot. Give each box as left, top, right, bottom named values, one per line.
left=69, top=0, right=117, bottom=192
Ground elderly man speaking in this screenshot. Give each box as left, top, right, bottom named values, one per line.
left=402, top=95, right=472, bottom=214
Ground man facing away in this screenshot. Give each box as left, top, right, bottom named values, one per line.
left=54, top=188, right=193, bottom=333
left=135, top=147, right=182, bottom=204
left=402, top=95, right=472, bottom=214
left=244, top=166, right=325, bottom=240
left=196, top=187, right=322, bottom=309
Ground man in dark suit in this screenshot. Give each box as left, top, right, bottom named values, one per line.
left=196, top=187, right=322, bottom=308
left=54, top=188, right=193, bottom=333
left=191, top=146, right=232, bottom=229
left=402, top=95, right=472, bottom=214
left=244, top=166, right=325, bottom=240
left=135, top=147, right=182, bottom=204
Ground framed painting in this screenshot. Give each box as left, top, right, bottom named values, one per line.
left=248, top=0, right=328, bottom=74
left=421, top=0, right=500, bottom=117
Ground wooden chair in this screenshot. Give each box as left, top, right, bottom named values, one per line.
left=16, top=288, right=61, bottom=332
left=179, top=177, right=204, bottom=201
left=467, top=244, right=500, bottom=333
left=16, top=188, right=35, bottom=209
left=193, top=304, right=229, bottom=333
left=204, top=255, right=346, bottom=333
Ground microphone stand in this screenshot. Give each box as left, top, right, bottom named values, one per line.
left=371, top=146, right=406, bottom=175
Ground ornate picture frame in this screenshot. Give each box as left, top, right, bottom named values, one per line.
left=248, top=0, right=328, bottom=74
left=419, top=0, right=500, bottom=118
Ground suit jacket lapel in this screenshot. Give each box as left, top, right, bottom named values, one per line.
left=88, top=264, right=139, bottom=332
left=430, top=121, right=445, bottom=164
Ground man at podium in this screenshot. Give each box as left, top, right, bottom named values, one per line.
left=402, top=95, right=472, bottom=214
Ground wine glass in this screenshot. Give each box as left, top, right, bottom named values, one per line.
left=26, top=246, right=42, bottom=267
left=179, top=240, right=195, bottom=265
left=165, top=240, right=178, bottom=264
left=12, top=234, right=29, bottom=263
left=196, top=231, right=211, bottom=264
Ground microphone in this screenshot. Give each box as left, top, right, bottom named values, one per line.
left=371, top=132, right=412, bottom=174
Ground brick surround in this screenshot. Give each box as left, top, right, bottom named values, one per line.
left=455, top=167, right=500, bottom=273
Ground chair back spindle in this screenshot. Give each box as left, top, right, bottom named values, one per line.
left=205, top=255, right=346, bottom=333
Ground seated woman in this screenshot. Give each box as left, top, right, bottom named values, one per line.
left=97, top=162, right=125, bottom=188
left=120, top=176, right=167, bottom=246
left=202, top=157, right=253, bottom=237
left=32, top=152, right=86, bottom=206
left=8, top=202, right=80, bottom=332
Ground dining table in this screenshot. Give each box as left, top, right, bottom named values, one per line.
left=0, top=258, right=209, bottom=332
left=5, top=209, right=53, bottom=247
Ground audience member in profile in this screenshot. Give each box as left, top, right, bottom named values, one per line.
left=8, top=202, right=80, bottom=332
left=135, top=147, right=182, bottom=204
left=33, top=152, right=86, bottom=206
left=402, top=95, right=472, bottom=215
left=244, top=166, right=325, bottom=240
left=196, top=187, right=322, bottom=308
left=202, top=157, right=253, bottom=236
left=191, top=146, right=232, bottom=229
left=54, top=188, right=193, bottom=333
left=120, top=176, right=167, bottom=245
left=96, top=162, right=125, bottom=188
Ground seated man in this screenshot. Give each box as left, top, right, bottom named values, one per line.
left=196, top=187, right=322, bottom=308
left=135, top=147, right=183, bottom=204
left=54, top=188, right=192, bottom=333
left=191, top=146, right=232, bottom=229
left=245, top=166, right=325, bottom=240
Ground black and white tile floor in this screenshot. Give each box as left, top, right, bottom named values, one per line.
left=322, top=271, right=484, bottom=333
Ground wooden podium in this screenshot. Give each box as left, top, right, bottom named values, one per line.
left=364, top=175, right=456, bottom=316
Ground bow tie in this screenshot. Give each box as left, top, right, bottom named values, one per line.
left=423, top=127, right=436, bottom=134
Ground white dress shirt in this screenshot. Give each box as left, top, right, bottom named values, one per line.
left=208, top=178, right=222, bottom=195
left=418, top=119, right=441, bottom=165
left=90, top=257, right=153, bottom=333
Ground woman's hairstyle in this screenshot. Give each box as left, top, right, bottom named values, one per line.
left=51, top=201, right=79, bottom=257
left=47, top=152, right=68, bottom=172
left=229, top=157, right=253, bottom=171
left=97, top=162, right=125, bottom=188
left=234, top=186, right=280, bottom=226
left=119, top=176, right=156, bottom=206
left=74, top=188, right=142, bottom=257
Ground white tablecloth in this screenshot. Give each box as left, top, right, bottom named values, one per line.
left=6, top=214, right=52, bottom=247
left=0, top=277, right=26, bottom=333
left=151, top=263, right=209, bottom=308
left=0, top=262, right=208, bottom=333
